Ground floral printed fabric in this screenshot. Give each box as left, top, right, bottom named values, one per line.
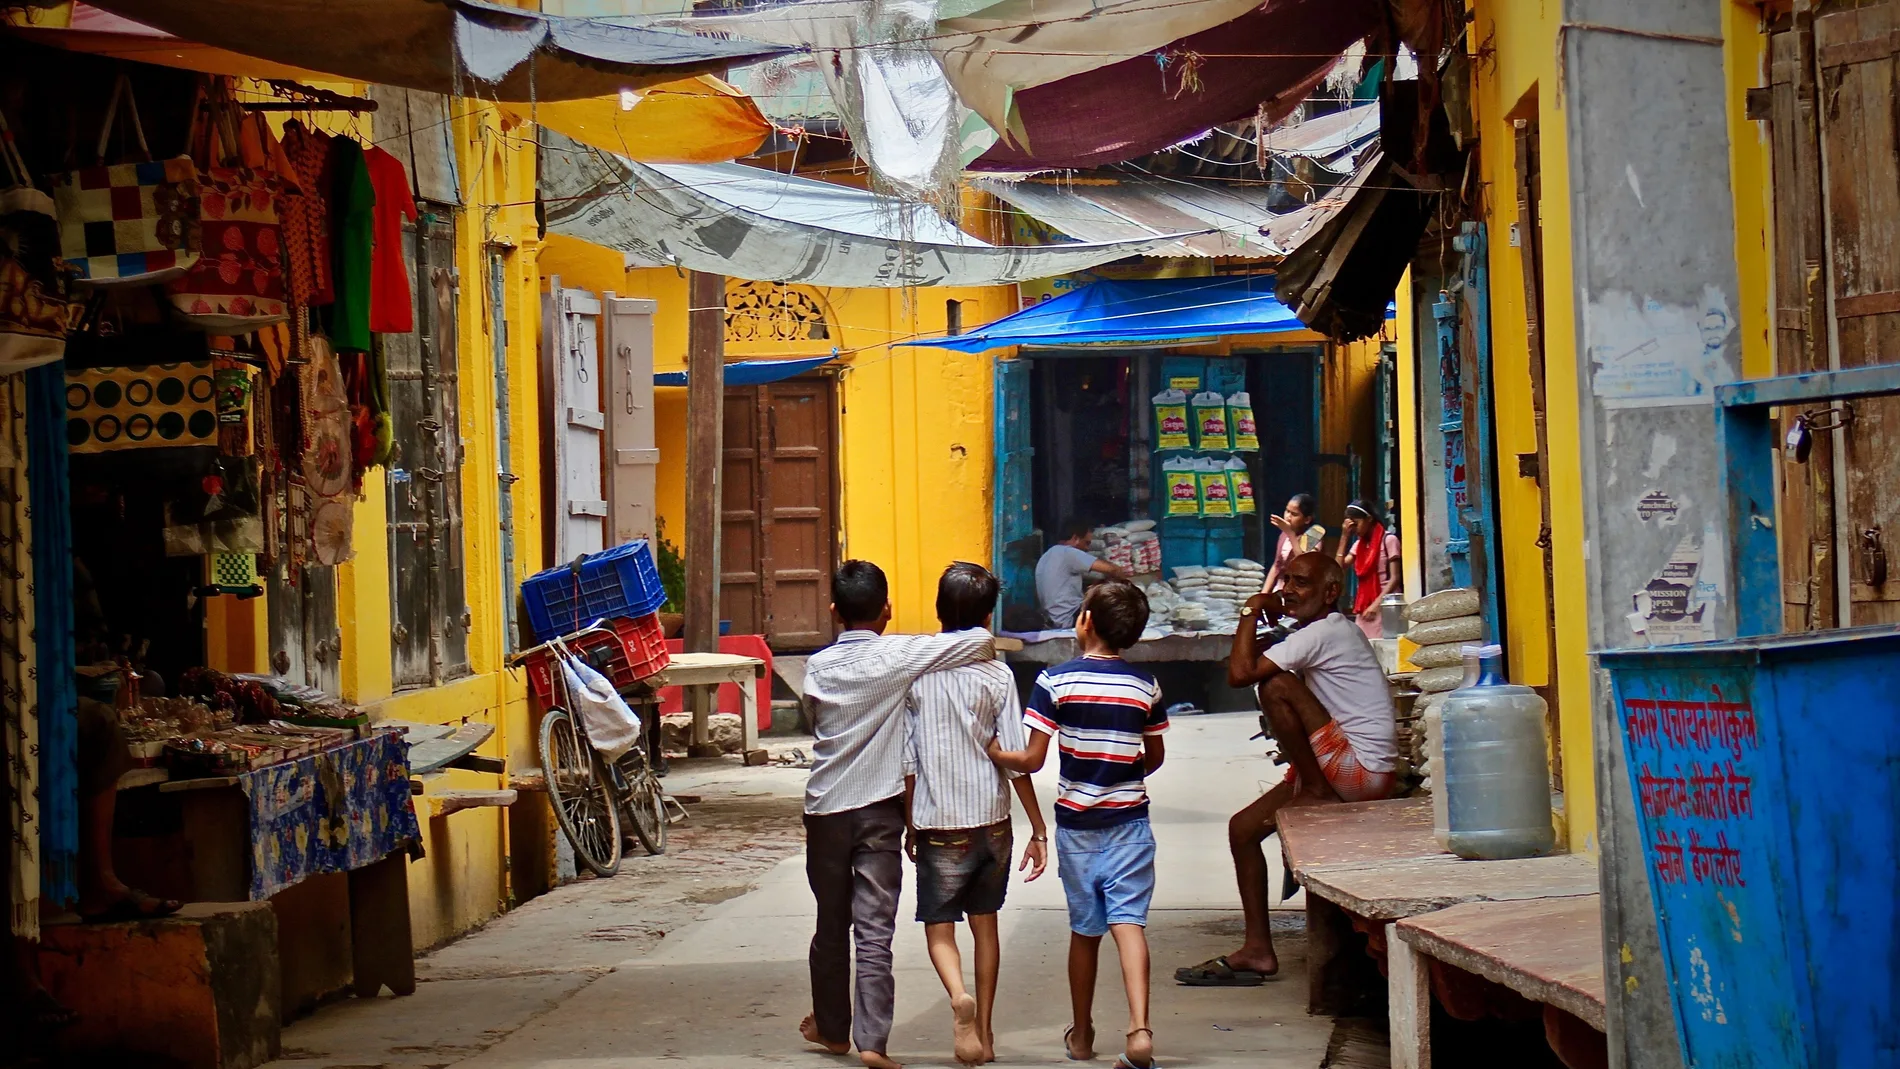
left=167, top=165, right=290, bottom=330
left=242, top=731, right=421, bottom=900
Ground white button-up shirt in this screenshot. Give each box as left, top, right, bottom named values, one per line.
left=803, top=628, right=995, bottom=816
left=904, top=642, right=1027, bottom=831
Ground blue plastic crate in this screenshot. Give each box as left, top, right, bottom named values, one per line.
left=521, top=540, right=668, bottom=642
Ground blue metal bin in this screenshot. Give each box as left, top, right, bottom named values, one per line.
left=1599, top=627, right=1900, bottom=1068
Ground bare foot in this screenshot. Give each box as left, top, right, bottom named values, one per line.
left=800, top=1014, right=850, bottom=1055
left=860, top=1052, right=904, bottom=1069
left=951, top=994, right=982, bottom=1065
left=979, top=1029, right=996, bottom=1065
left=1065, top=1022, right=1096, bottom=1060
left=1125, top=1027, right=1154, bottom=1068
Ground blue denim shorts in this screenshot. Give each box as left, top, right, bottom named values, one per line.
left=1055, top=817, right=1157, bottom=937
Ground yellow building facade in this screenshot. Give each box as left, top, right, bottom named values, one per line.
left=1453, top=0, right=1774, bottom=851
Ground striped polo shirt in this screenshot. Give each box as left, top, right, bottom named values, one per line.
left=1025, top=656, right=1168, bottom=830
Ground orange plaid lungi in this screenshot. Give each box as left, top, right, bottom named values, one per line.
left=1286, top=720, right=1396, bottom=802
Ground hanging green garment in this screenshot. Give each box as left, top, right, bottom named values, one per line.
left=326, top=138, right=376, bottom=353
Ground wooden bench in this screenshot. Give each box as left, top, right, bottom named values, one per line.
left=1278, top=797, right=1606, bottom=1069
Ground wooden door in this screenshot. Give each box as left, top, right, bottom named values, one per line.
left=1514, top=116, right=1562, bottom=784
left=541, top=277, right=607, bottom=563
left=1814, top=5, right=1900, bottom=625
left=720, top=378, right=838, bottom=649
left=268, top=564, right=340, bottom=695
left=603, top=295, right=659, bottom=544
left=1765, top=7, right=1900, bottom=628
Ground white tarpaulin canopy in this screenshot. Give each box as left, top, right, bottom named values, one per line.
left=79, top=0, right=789, bottom=101
left=539, top=130, right=1194, bottom=288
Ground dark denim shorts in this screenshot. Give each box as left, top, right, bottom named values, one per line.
left=914, top=820, right=1013, bottom=924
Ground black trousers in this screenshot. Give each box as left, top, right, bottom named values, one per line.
left=804, top=796, right=905, bottom=1054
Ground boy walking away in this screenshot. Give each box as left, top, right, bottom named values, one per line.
left=988, top=580, right=1167, bottom=1069
left=905, top=563, right=1050, bottom=1066
left=802, top=561, right=996, bottom=1069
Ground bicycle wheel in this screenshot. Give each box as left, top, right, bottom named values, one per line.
left=539, top=708, right=622, bottom=877
left=617, top=752, right=668, bottom=856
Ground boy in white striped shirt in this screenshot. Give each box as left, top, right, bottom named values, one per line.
left=904, top=563, right=1049, bottom=1066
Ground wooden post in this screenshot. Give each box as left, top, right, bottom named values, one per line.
left=684, top=271, right=725, bottom=757
left=1388, top=922, right=1431, bottom=1069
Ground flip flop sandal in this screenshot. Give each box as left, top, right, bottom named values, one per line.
left=80, top=890, right=183, bottom=924
left=1116, top=1028, right=1158, bottom=1069
left=1063, top=1024, right=1095, bottom=1061
left=1174, top=955, right=1272, bottom=986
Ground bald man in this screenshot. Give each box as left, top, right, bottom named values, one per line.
left=1176, top=552, right=1398, bottom=986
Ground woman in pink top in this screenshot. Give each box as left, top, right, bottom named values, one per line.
left=1262, top=493, right=1325, bottom=593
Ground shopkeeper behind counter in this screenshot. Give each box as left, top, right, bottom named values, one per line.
left=1036, top=519, right=1129, bottom=628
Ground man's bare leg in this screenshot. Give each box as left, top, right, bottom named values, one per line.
left=1259, top=673, right=1343, bottom=805
left=969, top=913, right=1001, bottom=1063
left=925, top=922, right=982, bottom=1064
left=1220, top=779, right=1296, bottom=975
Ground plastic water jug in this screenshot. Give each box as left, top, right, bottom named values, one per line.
left=1431, top=644, right=1555, bottom=859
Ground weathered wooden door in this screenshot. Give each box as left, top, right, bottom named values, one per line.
left=541, top=277, right=607, bottom=564
left=720, top=378, right=838, bottom=649
left=268, top=564, right=340, bottom=695
left=603, top=296, right=659, bottom=545
left=1765, top=6, right=1900, bottom=628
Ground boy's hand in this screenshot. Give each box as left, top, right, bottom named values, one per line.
left=1020, top=836, right=1048, bottom=881
left=986, top=737, right=1007, bottom=763
left=904, top=825, right=918, bottom=863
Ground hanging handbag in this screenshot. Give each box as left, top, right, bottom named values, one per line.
left=555, top=639, right=642, bottom=762
left=167, top=90, right=290, bottom=332
left=0, top=108, right=80, bottom=370
left=51, top=73, right=200, bottom=287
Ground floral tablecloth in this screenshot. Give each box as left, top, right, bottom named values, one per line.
left=242, top=731, right=422, bottom=900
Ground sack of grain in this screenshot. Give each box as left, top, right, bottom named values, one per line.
left=1224, top=558, right=1265, bottom=572
left=1415, top=665, right=1467, bottom=693
left=1173, top=565, right=1207, bottom=580
left=1407, top=641, right=1468, bottom=670
left=1406, top=587, right=1480, bottom=623
left=1406, top=614, right=1485, bottom=646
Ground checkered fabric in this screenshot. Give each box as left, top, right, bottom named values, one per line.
left=52, top=156, right=200, bottom=284
left=210, top=551, right=258, bottom=589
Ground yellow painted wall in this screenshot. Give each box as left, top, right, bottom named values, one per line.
left=1465, top=0, right=1775, bottom=851
left=232, top=88, right=547, bottom=947
left=535, top=234, right=1017, bottom=634
left=1394, top=269, right=1423, bottom=600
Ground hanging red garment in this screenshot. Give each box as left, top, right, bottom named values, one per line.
left=363, top=146, right=417, bottom=334
left=279, top=121, right=334, bottom=306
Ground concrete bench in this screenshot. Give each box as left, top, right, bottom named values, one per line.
left=1278, top=797, right=1607, bottom=1068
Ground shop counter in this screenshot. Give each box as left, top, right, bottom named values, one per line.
left=1000, top=630, right=1237, bottom=665
left=124, top=731, right=424, bottom=1006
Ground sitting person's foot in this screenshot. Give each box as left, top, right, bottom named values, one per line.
left=951, top=993, right=982, bottom=1065
left=1064, top=1022, right=1096, bottom=1060
left=800, top=1014, right=850, bottom=1055
left=1121, top=1026, right=1154, bottom=1068
left=1175, top=952, right=1277, bottom=985
left=860, top=1051, right=904, bottom=1069
left=76, top=887, right=182, bottom=924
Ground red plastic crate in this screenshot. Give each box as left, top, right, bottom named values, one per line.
left=523, top=613, right=670, bottom=706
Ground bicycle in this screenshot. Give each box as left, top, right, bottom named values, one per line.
left=516, top=621, right=673, bottom=877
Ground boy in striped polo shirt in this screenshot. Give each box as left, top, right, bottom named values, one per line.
left=988, top=580, right=1166, bottom=1069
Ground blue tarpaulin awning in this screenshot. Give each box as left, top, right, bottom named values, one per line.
left=654, top=355, right=833, bottom=386
left=897, top=276, right=1306, bottom=354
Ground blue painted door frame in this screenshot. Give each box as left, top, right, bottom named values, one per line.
left=993, top=358, right=1039, bottom=625
left=1435, top=223, right=1505, bottom=647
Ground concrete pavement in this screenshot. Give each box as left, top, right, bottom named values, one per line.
left=267, top=711, right=1336, bottom=1068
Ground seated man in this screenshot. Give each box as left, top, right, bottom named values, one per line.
left=1177, top=552, right=1397, bottom=987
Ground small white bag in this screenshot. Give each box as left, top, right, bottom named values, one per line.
left=557, top=643, right=642, bottom=762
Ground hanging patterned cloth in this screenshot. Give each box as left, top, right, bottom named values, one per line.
left=299, top=337, right=354, bottom=566
left=4, top=372, right=45, bottom=936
